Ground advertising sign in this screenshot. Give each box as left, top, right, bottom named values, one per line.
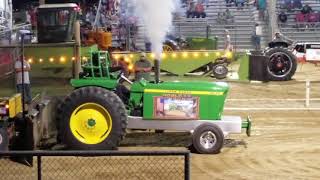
left=154, top=95, right=199, bottom=119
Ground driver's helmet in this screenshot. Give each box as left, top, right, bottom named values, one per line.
left=274, top=32, right=281, bottom=38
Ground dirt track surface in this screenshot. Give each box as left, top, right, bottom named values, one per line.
left=1, top=64, right=320, bottom=180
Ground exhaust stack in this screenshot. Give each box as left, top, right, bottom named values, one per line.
left=154, top=59, right=160, bottom=84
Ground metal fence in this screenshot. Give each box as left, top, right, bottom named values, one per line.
left=0, top=150, right=190, bottom=180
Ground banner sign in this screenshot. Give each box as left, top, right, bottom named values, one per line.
left=153, top=95, right=199, bottom=120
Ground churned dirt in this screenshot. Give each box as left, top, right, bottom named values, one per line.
left=122, top=64, right=320, bottom=180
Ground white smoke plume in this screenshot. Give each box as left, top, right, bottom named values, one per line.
left=132, top=0, right=178, bottom=58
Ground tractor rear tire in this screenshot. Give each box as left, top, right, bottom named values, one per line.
left=0, top=127, right=8, bottom=151
left=57, top=87, right=127, bottom=150
left=265, top=47, right=297, bottom=81
left=192, top=123, right=224, bottom=154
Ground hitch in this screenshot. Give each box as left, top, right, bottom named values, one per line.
left=242, top=116, right=252, bottom=137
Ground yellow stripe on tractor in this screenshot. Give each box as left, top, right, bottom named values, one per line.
left=144, top=89, right=224, bottom=96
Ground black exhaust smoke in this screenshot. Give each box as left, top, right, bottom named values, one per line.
left=154, top=59, right=160, bottom=84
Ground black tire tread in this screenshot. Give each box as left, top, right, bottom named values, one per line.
left=265, top=47, right=297, bottom=81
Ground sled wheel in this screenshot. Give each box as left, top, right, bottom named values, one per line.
left=57, top=87, right=127, bottom=150
left=192, top=124, right=224, bottom=154
left=212, top=64, right=228, bottom=79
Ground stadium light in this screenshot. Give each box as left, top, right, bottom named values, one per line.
left=28, top=58, right=33, bottom=64
left=172, top=53, right=177, bottom=58
left=60, top=57, right=66, bottom=63
left=128, top=65, right=133, bottom=71
left=182, top=52, right=188, bottom=58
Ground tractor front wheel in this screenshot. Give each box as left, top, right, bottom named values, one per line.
left=192, top=124, right=224, bottom=154
left=57, top=87, right=127, bottom=150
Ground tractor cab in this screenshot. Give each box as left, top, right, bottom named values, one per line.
left=37, top=3, right=79, bottom=43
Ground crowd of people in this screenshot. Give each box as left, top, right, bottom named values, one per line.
left=278, top=1, right=320, bottom=30
left=185, top=0, right=207, bottom=18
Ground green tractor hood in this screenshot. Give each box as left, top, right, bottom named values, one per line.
left=132, top=81, right=229, bottom=120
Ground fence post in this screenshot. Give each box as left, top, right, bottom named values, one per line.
left=306, top=80, right=310, bottom=108
left=184, top=153, right=190, bottom=180
left=37, top=156, right=42, bottom=180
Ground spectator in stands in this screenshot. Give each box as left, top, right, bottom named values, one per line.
left=301, top=4, right=312, bottom=15
left=257, top=0, right=266, bottom=20
left=225, top=0, right=235, bottom=7
left=28, top=6, right=37, bottom=30
left=194, top=2, right=206, bottom=18
left=295, top=12, right=306, bottom=30
left=186, top=1, right=196, bottom=18
left=235, top=0, right=246, bottom=9
left=307, top=11, right=319, bottom=28
left=278, top=11, right=288, bottom=25
left=225, top=9, right=234, bottom=25
left=293, top=0, right=302, bottom=9
left=202, top=0, right=210, bottom=7
left=217, top=12, right=226, bottom=24
left=282, top=0, right=293, bottom=11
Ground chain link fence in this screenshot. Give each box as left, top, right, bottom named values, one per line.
left=0, top=150, right=190, bottom=180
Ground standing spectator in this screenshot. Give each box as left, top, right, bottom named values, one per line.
left=15, top=56, right=32, bottom=106
left=224, top=30, right=233, bottom=51
left=251, top=23, right=262, bottom=50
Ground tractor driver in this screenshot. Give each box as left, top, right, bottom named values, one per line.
left=134, top=52, right=152, bottom=81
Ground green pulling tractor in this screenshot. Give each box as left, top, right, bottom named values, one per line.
left=57, top=51, right=251, bottom=154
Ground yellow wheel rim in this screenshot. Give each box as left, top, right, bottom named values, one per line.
left=70, top=103, right=112, bottom=144
left=163, top=45, right=173, bottom=52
